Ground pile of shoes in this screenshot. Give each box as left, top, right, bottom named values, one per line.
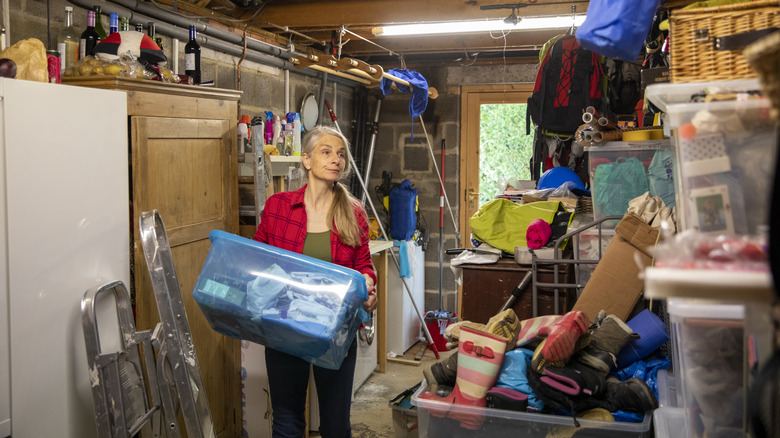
left=419, top=309, right=660, bottom=430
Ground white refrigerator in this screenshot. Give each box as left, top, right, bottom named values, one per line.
left=0, top=78, right=129, bottom=438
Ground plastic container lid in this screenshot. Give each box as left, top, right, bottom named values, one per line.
left=645, top=78, right=761, bottom=113
left=666, top=297, right=744, bottom=320
left=645, top=79, right=769, bottom=128
left=584, top=139, right=671, bottom=152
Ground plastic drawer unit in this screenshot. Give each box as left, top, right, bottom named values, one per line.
left=411, top=381, right=652, bottom=438
left=192, top=230, right=369, bottom=369
left=646, top=79, right=776, bottom=235
left=667, top=298, right=745, bottom=438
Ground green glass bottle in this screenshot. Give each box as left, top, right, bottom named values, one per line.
left=93, top=6, right=107, bottom=40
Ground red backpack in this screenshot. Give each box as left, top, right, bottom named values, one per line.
left=527, top=35, right=606, bottom=135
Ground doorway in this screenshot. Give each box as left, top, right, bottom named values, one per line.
left=459, top=84, right=534, bottom=246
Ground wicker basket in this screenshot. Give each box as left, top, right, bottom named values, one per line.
left=670, top=0, right=780, bottom=83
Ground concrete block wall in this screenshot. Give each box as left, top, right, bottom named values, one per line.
left=5, top=0, right=541, bottom=322
left=371, top=63, right=537, bottom=318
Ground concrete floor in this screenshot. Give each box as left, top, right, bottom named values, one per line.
left=312, top=341, right=455, bottom=438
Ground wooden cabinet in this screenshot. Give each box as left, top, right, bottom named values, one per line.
left=64, top=77, right=242, bottom=437
left=460, top=258, right=574, bottom=324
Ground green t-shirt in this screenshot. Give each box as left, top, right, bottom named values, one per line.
left=303, top=231, right=332, bottom=263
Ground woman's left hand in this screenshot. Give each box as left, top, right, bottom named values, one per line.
left=362, top=274, right=377, bottom=313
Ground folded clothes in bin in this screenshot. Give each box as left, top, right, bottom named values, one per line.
left=193, top=230, right=369, bottom=369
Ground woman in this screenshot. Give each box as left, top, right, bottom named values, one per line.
left=254, top=125, right=377, bottom=437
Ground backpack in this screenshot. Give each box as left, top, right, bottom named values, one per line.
left=389, top=179, right=418, bottom=241
left=606, top=58, right=642, bottom=116
left=527, top=34, right=606, bottom=135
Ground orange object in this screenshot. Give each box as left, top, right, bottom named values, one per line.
left=679, top=122, right=697, bottom=140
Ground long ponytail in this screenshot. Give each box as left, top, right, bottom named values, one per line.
left=329, top=182, right=363, bottom=247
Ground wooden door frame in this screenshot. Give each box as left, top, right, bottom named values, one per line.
left=458, top=84, right=534, bottom=250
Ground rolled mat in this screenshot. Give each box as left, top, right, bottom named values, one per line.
left=526, top=218, right=552, bottom=250
left=616, top=309, right=670, bottom=369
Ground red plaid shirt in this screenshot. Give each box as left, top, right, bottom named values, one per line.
left=254, top=185, right=377, bottom=284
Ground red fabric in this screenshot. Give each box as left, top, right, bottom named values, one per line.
left=526, top=218, right=552, bottom=250
left=254, top=184, right=377, bottom=285
left=554, top=37, right=579, bottom=108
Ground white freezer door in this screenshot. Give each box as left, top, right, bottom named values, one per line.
left=0, top=78, right=129, bottom=438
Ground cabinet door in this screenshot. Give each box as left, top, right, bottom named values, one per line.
left=131, top=116, right=240, bottom=437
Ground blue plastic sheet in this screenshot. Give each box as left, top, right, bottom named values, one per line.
left=575, top=0, right=664, bottom=61
left=495, top=348, right=544, bottom=411
left=611, top=355, right=671, bottom=422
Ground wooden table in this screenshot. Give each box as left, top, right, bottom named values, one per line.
left=370, top=240, right=394, bottom=373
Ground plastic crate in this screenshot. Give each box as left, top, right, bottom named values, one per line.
left=645, top=79, right=776, bottom=235
left=586, top=140, right=675, bottom=226
left=410, top=381, right=652, bottom=438
left=655, top=369, right=681, bottom=409
left=667, top=298, right=745, bottom=438
left=654, top=407, right=688, bottom=438
left=192, top=230, right=368, bottom=370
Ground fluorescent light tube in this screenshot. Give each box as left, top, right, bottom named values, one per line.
left=373, top=15, right=586, bottom=36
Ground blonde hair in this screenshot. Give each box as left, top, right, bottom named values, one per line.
left=302, top=125, right=363, bottom=247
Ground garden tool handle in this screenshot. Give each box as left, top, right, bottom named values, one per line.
left=499, top=271, right=533, bottom=312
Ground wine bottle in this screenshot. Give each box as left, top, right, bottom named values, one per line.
left=109, top=13, right=118, bottom=35
left=93, top=6, right=106, bottom=40
left=57, top=6, right=79, bottom=72
left=79, top=10, right=100, bottom=59
left=147, top=22, right=156, bottom=39
left=119, top=17, right=129, bottom=32
left=184, top=25, right=201, bottom=85
left=135, top=24, right=143, bottom=33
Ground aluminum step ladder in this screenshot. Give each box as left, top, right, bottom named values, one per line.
left=81, top=280, right=164, bottom=438
left=81, top=210, right=216, bottom=438
left=138, top=209, right=216, bottom=438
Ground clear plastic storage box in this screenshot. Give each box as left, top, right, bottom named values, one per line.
left=586, top=140, right=676, bottom=225
left=654, top=407, right=688, bottom=438
left=410, top=381, right=652, bottom=438
left=192, top=230, right=368, bottom=369
left=667, top=298, right=745, bottom=438
left=646, top=79, right=776, bottom=235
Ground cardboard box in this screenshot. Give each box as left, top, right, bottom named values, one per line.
left=572, top=213, right=659, bottom=322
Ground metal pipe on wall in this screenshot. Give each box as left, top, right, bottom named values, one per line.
left=105, top=0, right=289, bottom=59
left=65, top=0, right=359, bottom=87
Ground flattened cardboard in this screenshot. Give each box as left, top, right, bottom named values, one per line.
left=572, top=213, right=660, bottom=322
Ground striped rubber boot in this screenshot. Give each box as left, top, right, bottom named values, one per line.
left=419, top=326, right=508, bottom=429
left=446, top=326, right=508, bottom=429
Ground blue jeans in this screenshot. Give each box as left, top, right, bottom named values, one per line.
left=265, top=339, right=358, bottom=438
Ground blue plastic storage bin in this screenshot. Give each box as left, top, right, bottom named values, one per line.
left=192, top=230, right=369, bottom=369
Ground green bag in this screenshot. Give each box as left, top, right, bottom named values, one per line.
left=469, top=199, right=573, bottom=253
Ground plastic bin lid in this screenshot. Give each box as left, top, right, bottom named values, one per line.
left=666, top=297, right=744, bottom=320
left=645, top=78, right=761, bottom=113
left=584, top=139, right=671, bottom=152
